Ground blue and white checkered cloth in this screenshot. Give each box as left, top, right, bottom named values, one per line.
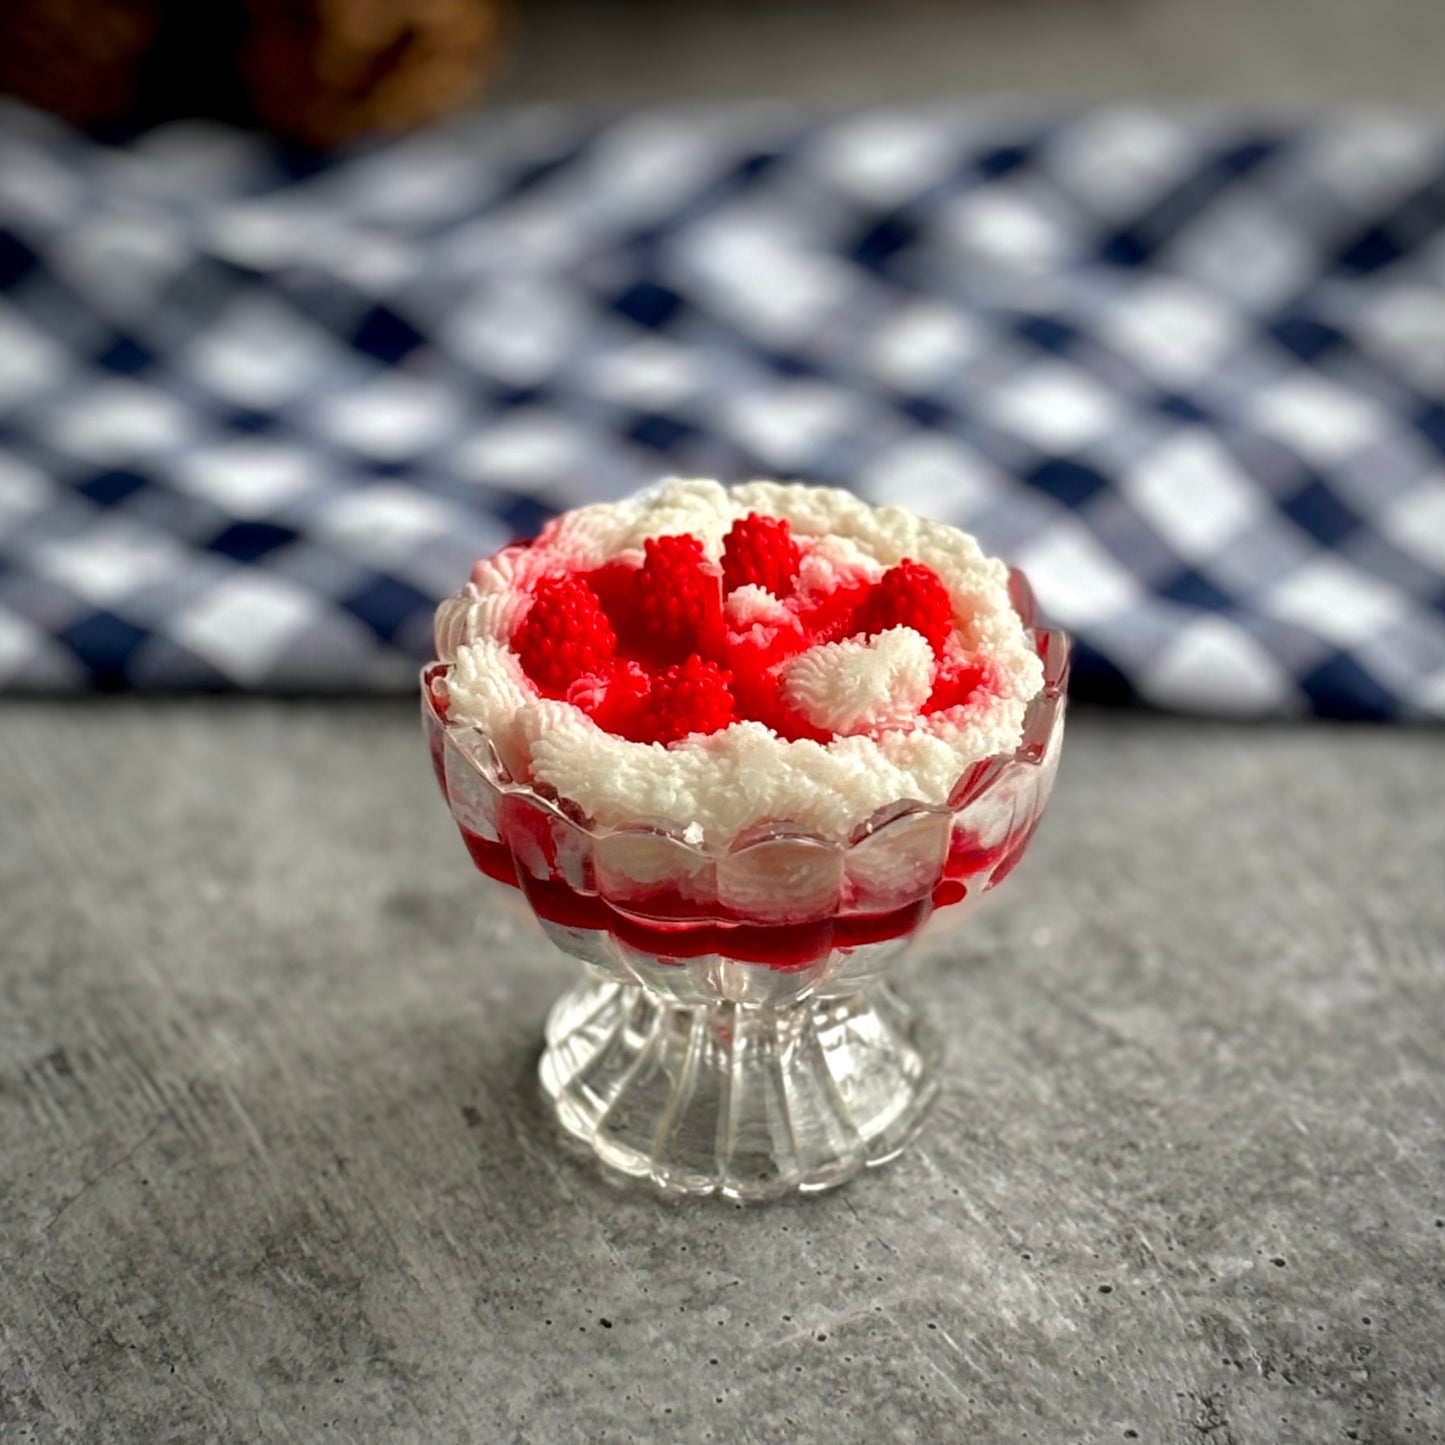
left=1, top=98, right=1442, bottom=717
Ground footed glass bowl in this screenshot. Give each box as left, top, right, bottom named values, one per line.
left=422, top=571, right=1069, bottom=1202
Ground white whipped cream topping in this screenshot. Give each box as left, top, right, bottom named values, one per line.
left=780, top=626, right=935, bottom=737
left=438, top=479, right=1043, bottom=846
left=724, top=584, right=796, bottom=629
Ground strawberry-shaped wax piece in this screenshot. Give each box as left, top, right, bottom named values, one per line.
left=514, top=575, right=617, bottom=696
left=647, top=654, right=735, bottom=743
left=631, top=534, right=726, bottom=665
left=853, top=559, right=955, bottom=655
left=722, top=513, right=802, bottom=598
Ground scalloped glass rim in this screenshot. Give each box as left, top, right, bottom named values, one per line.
left=423, top=568, right=1070, bottom=871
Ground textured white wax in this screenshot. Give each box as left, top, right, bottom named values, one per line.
left=443, top=478, right=1044, bottom=846
left=780, top=627, right=935, bottom=737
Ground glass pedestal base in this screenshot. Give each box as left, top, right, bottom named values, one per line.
left=539, top=976, right=941, bottom=1203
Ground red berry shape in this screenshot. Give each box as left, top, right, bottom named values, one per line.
left=853, top=559, right=955, bottom=654
left=513, top=575, right=616, bottom=696
left=647, top=654, right=735, bottom=744
left=632, top=534, right=725, bottom=665
left=722, top=513, right=802, bottom=597
left=925, top=659, right=988, bottom=714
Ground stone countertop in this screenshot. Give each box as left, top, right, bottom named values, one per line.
left=2, top=701, right=1443, bottom=1443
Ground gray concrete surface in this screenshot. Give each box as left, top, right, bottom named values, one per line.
left=1, top=701, right=1442, bottom=1442
left=495, top=0, right=1445, bottom=113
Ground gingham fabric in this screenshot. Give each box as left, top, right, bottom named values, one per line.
left=1, top=98, right=1443, bottom=716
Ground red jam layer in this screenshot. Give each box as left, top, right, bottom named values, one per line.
left=459, top=825, right=931, bottom=968
left=455, top=816, right=1035, bottom=970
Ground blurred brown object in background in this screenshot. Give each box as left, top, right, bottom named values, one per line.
left=240, top=0, right=510, bottom=149
left=0, top=0, right=510, bottom=147
left=0, top=0, right=165, bottom=126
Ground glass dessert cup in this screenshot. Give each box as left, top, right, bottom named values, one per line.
left=423, top=574, right=1069, bottom=1203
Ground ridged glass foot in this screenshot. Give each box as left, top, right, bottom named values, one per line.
left=539, top=976, right=941, bottom=1202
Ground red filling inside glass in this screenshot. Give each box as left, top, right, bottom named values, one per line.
left=448, top=816, right=1035, bottom=967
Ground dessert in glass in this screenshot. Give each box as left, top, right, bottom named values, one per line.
left=422, top=479, right=1068, bottom=1201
